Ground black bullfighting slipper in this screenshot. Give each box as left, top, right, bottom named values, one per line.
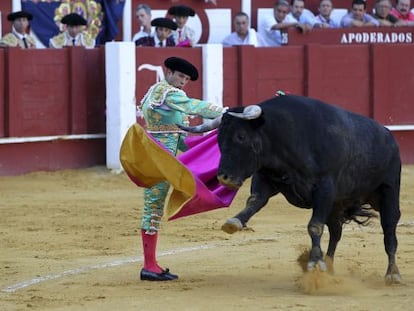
left=140, top=268, right=178, bottom=281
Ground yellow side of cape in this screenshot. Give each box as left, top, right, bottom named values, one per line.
left=119, top=124, right=196, bottom=219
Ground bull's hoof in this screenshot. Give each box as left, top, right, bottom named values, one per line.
left=385, top=264, right=401, bottom=285
left=307, top=260, right=327, bottom=272
left=221, top=218, right=243, bottom=234
left=385, top=273, right=401, bottom=286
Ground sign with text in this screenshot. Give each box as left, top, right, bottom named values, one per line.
left=288, top=27, right=414, bottom=46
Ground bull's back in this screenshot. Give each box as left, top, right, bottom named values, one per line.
left=260, top=95, right=400, bottom=196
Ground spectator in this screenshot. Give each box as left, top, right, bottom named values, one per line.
left=222, top=12, right=267, bottom=47
left=135, top=18, right=177, bottom=47
left=135, top=57, right=225, bottom=281
left=374, top=0, right=405, bottom=26
left=259, top=0, right=300, bottom=46
left=390, top=0, right=414, bottom=26
left=0, top=11, right=36, bottom=49
left=314, top=0, right=341, bottom=28
left=288, top=0, right=316, bottom=32
left=341, top=0, right=380, bottom=27
left=132, top=4, right=153, bottom=42
left=49, top=13, right=95, bottom=48
left=167, top=5, right=197, bottom=47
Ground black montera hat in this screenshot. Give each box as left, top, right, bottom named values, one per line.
left=7, top=11, right=33, bottom=21
left=151, top=17, right=178, bottom=30
left=61, top=13, right=87, bottom=26
left=164, top=57, right=199, bottom=81
left=168, top=5, right=196, bottom=17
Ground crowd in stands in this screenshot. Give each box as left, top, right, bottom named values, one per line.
left=1, top=0, right=414, bottom=49
left=133, top=0, right=414, bottom=48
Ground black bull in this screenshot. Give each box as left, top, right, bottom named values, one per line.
left=181, top=94, right=402, bottom=285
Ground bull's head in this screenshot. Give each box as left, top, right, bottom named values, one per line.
left=218, top=105, right=265, bottom=189
left=179, top=105, right=264, bottom=189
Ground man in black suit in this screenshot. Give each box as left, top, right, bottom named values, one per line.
left=135, top=17, right=177, bottom=47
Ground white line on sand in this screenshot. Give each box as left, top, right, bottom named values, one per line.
left=2, top=236, right=278, bottom=293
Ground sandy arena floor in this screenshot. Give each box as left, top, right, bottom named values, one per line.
left=1, top=165, right=413, bottom=311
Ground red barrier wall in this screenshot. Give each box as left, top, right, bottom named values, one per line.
left=0, top=47, right=106, bottom=175
left=0, top=49, right=5, bottom=138
left=3, top=47, right=106, bottom=137
left=0, top=139, right=105, bottom=176
left=223, top=45, right=306, bottom=106
left=371, top=44, right=414, bottom=125
left=0, top=2, right=13, bottom=36
left=1, top=37, right=414, bottom=175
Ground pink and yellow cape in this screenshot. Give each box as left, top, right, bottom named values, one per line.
left=120, top=124, right=237, bottom=220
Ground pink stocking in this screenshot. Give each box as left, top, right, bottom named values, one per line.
left=141, top=230, right=163, bottom=273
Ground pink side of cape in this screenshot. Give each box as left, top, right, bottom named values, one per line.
left=169, top=131, right=237, bottom=220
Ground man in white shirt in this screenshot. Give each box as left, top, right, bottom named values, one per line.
left=314, top=0, right=341, bottom=28
left=259, top=0, right=298, bottom=46
left=288, top=0, right=316, bottom=31
left=131, top=4, right=152, bottom=42
left=222, top=12, right=267, bottom=47
left=341, top=0, right=380, bottom=27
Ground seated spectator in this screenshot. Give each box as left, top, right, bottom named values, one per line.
left=167, top=5, right=196, bottom=47
left=374, top=0, right=405, bottom=26
left=314, top=0, right=341, bottom=28
left=259, top=0, right=300, bottom=46
left=390, top=0, right=414, bottom=26
left=49, top=13, right=95, bottom=48
left=135, top=18, right=177, bottom=47
left=341, top=0, right=380, bottom=27
left=288, top=0, right=316, bottom=32
left=222, top=12, right=267, bottom=47
left=132, top=4, right=152, bottom=42
left=0, top=11, right=36, bottom=49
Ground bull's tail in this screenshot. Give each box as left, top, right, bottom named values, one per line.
left=342, top=204, right=378, bottom=226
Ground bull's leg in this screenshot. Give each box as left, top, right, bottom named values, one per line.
left=307, top=178, right=335, bottom=271
left=379, top=184, right=401, bottom=285
left=307, top=221, right=326, bottom=271
left=325, top=216, right=343, bottom=274
left=222, top=193, right=269, bottom=233
left=222, top=173, right=279, bottom=234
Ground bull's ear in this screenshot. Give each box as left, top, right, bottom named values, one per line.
left=250, top=114, right=266, bottom=130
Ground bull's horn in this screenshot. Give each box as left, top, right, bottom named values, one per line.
left=227, top=105, right=262, bottom=120
left=177, top=115, right=222, bottom=133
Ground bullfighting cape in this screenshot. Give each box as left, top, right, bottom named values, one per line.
left=120, top=123, right=237, bottom=220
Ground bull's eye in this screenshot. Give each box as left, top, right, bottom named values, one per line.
left=235, top=132, right=247, bottom=143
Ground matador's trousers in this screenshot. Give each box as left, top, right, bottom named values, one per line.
left=141, top=132, right=185, bottom=234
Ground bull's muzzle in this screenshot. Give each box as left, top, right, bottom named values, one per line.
left=217, top=174, right=242, bottom=189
